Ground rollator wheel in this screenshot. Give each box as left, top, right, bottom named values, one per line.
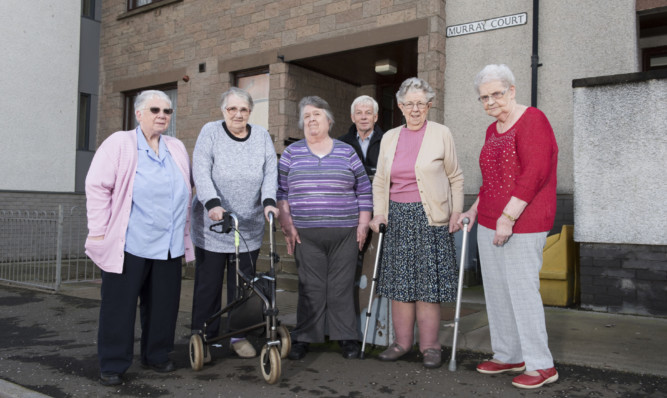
left=277, top=325, right=291, bottom=359
left=260, top=345, right=281, bottom=384
left=189, top=334, right=204, bottom=371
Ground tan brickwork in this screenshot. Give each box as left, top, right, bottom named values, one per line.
left=98, top=0, right=446, bottom=154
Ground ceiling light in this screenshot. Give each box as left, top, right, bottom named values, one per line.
left=375, top=59, right=397, bottom=75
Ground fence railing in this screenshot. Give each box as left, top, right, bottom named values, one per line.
left=0, top=205, right=97, bottom=291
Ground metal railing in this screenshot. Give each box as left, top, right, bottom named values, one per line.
left=0, top=205, right=96, bottom=291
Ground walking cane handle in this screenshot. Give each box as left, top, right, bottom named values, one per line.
left=379, top=223, right=386, bottom=233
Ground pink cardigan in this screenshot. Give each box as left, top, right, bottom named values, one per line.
left=85, top=130, right=195, bottom=273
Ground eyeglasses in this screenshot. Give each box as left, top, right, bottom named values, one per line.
left=226, top=106, right=250, bottom=115
left=146, top=107, right=174, bottom=115
left=402, top=102, right=430, bottom=110
left=478, top=90, right=507, bottom=103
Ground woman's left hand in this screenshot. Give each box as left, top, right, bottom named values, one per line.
left=494, top=215, right=515, bottom=246
left=264, top=205, right=279, bottom=221
left=357, top=222, right=370, bottom=251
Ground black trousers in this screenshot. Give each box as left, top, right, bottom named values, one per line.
left=98, top=252, right=182, bottom=375
left=190, top=246, right=259, bottom=339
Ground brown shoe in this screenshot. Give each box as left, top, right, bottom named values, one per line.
left=422, top=348, right=442, bottom=369
left=378, top=343, right=409, bottom=361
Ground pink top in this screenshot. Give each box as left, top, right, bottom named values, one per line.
left=85, top=130, right=195, bottom=273
left=389, top=122, right=427, bottom=203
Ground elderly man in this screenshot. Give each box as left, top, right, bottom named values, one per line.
left=339, top=95, right=384, bottom=177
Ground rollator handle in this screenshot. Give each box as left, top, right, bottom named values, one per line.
left=209, top=212, right=234, bottom=234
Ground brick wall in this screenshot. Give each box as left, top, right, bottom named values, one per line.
left=98, top=0, right=446, bottom=154
left=580, top=243, right=667, bottom=316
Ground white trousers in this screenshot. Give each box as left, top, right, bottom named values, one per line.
left=477, top=225, right=554, bottom=371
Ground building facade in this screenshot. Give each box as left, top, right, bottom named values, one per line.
left=1, top=0, right=665, bottom=314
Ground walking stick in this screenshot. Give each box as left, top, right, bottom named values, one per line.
left=360, top=223, right=386, bottom=359
left=448, top=217, right=470, bottom=372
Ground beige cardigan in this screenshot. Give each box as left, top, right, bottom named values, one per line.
left=372, top=121, right=464, bottom=226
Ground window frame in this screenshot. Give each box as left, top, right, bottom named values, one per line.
left=642, top=45, right=667, bottom=71
left=77, top=93, right=92, bottom=150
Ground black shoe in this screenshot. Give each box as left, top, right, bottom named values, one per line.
left=288, top=341, right=309, bottom=360
left=99, top=372, right=122, bottom=386
left=141, top=360, right=176, bottom=373
left=339, top=340, right=360, bottom=359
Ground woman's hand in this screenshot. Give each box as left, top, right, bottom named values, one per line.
left=448, top=212, right=462, bottom=233
left=264, top=205, right=279, bottom=221
left=357, top=222, right=370, bottom=251
left=455, top=209, right=477, bottom=232
left=494, top=216, right=514, bottom=246
left=208, top=206, right=226, bottom=221
left=87, top=235, right=104, bottom=241
left=369, top=215, right=387, bottom=233
left=281, top=224, right=301, bottom=255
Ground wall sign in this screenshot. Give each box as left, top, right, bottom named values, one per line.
left=446, top=12, right=527, bottom=38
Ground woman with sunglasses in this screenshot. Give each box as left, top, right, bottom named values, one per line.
left=85, top=90, right=193, bottom=386
left=190, top=87, right=279, bottom=360
left=456, top=64, right=559, bottom=389
left=369, top=77, right=464, bottom=369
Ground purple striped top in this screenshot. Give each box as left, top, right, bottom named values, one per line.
left=277, top=139, right=373, bottom=229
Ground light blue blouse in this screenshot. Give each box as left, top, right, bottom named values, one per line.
left=124, top=128, right=189, bottom=260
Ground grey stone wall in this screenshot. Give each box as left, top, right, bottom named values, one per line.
left=573, top=72, right=667, bottom=245
left=573, top=70, right=667, bottom=316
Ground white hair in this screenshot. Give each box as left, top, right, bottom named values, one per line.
left=474, top=64, right=516, bottom=93
left=396, top=77, right=435, bottom=104
left=350, top=95, right=379, bottom=115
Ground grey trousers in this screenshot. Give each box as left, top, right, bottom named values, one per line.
left=293, top=227, right=359, bottom=343
left=477, top=225, right=554, bottom=371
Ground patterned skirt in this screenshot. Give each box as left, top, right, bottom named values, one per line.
left=377, top=201, right=458, bottom=303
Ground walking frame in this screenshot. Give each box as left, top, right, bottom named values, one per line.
left=188, top=211, right=291, bottom=384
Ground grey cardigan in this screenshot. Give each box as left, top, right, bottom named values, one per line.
left=191, top=121, right=278, bottom=253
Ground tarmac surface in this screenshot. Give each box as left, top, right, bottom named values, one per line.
left=1, top=279, right=666, bottom=397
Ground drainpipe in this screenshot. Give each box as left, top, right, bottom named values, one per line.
left=531, top=0, right=541, bottom=107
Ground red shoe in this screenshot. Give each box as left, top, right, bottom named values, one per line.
left=476, top=360, right=526, bottom=374
left=512, top=367, right=559, bottom=389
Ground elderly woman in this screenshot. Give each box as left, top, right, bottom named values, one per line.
left=456, top=64, right=559, bottom=389
left=85, top=90, right=193, bottom=386
left=277, top=96, right=373, bottom=360
left=369, top=77, right=464, bottom=369
left=190, top=87, right=278, bottom=360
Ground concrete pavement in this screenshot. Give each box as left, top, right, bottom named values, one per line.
left=56, top=279, right=667, bottom=377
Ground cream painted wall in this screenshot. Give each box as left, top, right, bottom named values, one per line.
left=0, top=1, right=81, bottom=191
left=444, top=0, right=638, bottom=195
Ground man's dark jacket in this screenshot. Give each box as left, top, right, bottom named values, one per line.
left=338, top=123, right=384, bottom=177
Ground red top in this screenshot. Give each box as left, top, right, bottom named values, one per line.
left=477, top=107, right=558, bottom=233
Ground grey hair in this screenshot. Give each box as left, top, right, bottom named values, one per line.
left=474, top=64, right=516, bottom=93
left=395, top=77, right=435, bottom=105
left=350, top=95, right=379, bottom=115
left=298, top=96, right=335, bottom=131
left=220, top=87, right=254, bottom=111
left=134, top=90, right=172, bottom=116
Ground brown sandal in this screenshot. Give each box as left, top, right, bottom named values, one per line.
left=378, top=343, right=409, bottom=361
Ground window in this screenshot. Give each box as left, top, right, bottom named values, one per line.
left=82, top=0, right=95, bottom=19
left=235, top=68, right=270, bottom=130
left=127, top=0, right=162, bottom=11
left=124, top=85, right=178, bottom=137
left=643, top=46, right=667, bottom=71
left=77, top=93, right=92, bottom=150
